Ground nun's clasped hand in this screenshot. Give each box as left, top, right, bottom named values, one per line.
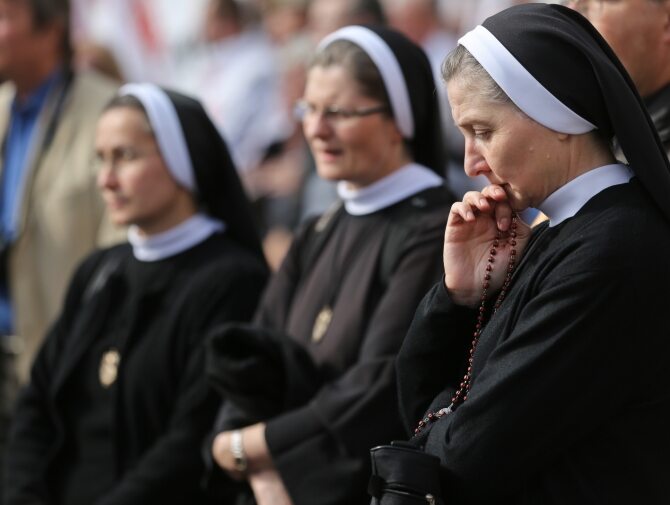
left=443, top=184, right=531, bottom=307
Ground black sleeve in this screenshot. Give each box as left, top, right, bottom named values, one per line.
left=396, top=279, right=477, bottom=433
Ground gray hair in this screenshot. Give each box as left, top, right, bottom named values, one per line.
left=310, top=39, right=392, bottom=111
left=441, top=44, right=512, bottom=107
left=102, top=94, right=154, bottom=135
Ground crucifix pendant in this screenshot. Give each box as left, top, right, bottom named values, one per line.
left=99, top=348, right=121, bottom=388
left=312, top=306, right=333, bottom=343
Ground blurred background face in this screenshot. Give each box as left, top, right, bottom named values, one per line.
left=95, top=106, right=196, bottom=235
left=300, top=64, right=405, bottom=189
left=381, top=0, right=429, bottom=45
left=0, top=0, right=47, bottom=79
left=570, top=0, right=670, bottom=96
left=307, top=0, right=354, bottom=42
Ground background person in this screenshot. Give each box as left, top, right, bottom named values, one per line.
left=0, top=0, right=123, bottom=490
left=207, top=25, right=453, bottom=505
left=3, top=84, right=268, bottom=505
left=567, top=0, right=670, bottom=156
left=0, top=0, right=123, bottom=383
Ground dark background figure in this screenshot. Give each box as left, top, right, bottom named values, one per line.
left=3, top=84, right=268, bottom=505
left=567, top=0, right=670, bottom=156
left=206, top=25, right=454, bottom=505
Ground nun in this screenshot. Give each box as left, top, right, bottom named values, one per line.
left=208, top=25, right=454, bottom=505
left=3, top=84, right=268, bottom=505
left=390, top=3, right=670, bottom=504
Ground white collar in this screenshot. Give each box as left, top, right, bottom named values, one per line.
left=337, top=163, right=443, bottom=216
left=539, top=163, right=633, bottom=227
left=128, top=213, right=225, bottom=262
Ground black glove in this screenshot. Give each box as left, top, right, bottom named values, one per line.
left=368, top=440, right=445, bottom=505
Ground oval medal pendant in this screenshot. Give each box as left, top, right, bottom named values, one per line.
left=312, top=306, right=333, bottom=343
left=99, top=348, right=121, bottom=388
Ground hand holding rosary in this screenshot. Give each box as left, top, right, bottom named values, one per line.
left=414, top=214, right=519, bottom=436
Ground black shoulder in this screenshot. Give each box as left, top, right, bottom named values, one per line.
left=381, top=185, right=454, bottom=238
left=181, top=234, right=269, bottom=288
left=68, top=243, right=131, bottom=291
left=387, top=184, right=454, bottom=220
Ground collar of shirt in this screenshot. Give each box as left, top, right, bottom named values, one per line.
left=10, top=68, right=64, bottom=118
left=337, top=163, right=444, bottom=216
left=538, top=163, right=633, bottom=227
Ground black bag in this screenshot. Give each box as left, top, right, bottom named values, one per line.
left=368, top=441, right=445, bottom=504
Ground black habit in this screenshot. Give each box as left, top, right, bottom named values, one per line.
left=262, top=187, right=451, bottom=505
left=4, top=234, right=267, bottom=504
left=209, top=186, right=453, bottom=505
left=398, top=179, right=670, bottom=504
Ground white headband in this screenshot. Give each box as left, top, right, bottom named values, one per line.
left=118, top=83, right=196, bottom=190
left=458, top=25, right=596, bottom=135
left=318, top=26, right=415, bottom=138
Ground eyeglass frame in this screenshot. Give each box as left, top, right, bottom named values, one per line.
left=293, top=99, right=391, bottom=124
left=95, top=145, right=161, bottom=173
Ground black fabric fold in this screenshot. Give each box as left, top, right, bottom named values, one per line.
left=205, top=323, right=323, bottom=420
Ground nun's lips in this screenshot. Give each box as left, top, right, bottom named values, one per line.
left=104, top=195, right=129, bottom=209
left=315, top=147, right=344, bottom=161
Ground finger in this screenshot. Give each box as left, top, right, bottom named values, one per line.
left=461, top=190, right=495, bottom=214
left=448, top=201, right=478, bottom=224
left=480, top=184, right=508, bottom=202
left=494, top=200, right=514, bottom=231
left=472, top=186, right=512, bottom=230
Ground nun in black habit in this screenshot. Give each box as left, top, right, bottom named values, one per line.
left=206, top=25, right=454, bottom=505
left=3, top=84, right=268, bottom=505
left=390, top=3, right=670, bottom=505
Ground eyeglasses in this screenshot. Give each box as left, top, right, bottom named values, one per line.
left=96, top=146, right=160, bottom=172
left=293, top=100, right=390, bottom=124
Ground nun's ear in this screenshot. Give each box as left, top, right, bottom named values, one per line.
left=384, top=117, right=405, bottom=145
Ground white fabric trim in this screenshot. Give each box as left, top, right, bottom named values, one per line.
left=458, top=25, right=596, bottom=135
left=338, top=163, right=443, bottom=216
left=539, top=164, right=633, bottom=227
left=119, top=83, right=196, bottom=190
left=128, top=213, right=225, bottom=261
left=318, top=26, right=414, bottom=138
